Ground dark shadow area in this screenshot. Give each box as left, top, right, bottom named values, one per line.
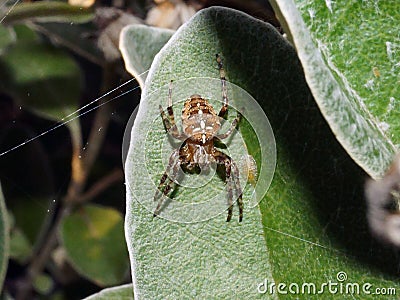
left=211, top=9, right=400, bottom=278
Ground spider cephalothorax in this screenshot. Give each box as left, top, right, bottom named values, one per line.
left=153, top=54, right=243, bottom=222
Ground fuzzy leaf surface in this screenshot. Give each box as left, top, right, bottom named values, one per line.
left=270, top=0, right=399, bottom=178
left=120, top=24, right=174, bottom=88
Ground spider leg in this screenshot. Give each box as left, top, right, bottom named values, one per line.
left=153, top=178, right=176, bottom=217
left=159, top=80, right=186, bottom=140
left=215, top=111, right=242, bottom=140
left=153, top=149, right=180, bottom=217
left=214, top=150, right=242, bottom=222
left=216, top=54, right=229, bottom=119
left=226, top=171, right=233, bottom=222
left=231, top=161, right=243, bottom=222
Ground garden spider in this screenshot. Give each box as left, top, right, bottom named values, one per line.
left=153, top=54, right=243, bottom=222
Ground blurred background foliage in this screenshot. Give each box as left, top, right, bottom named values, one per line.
left=0, top=0, right=279, bottom=298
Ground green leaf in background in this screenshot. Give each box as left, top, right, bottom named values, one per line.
left=270, top=0, right=399, bottom=178
left=32, top=272, right=53, bottom=295
left=0, top=38, right=82, bottom=121
left=0, top=2, right=94, bottom=25
left=84, top=283, right=133, bottom=300
left=123, top=6, right=400, bottom=299
left=0, top=25, right=15, bottom=52
left=60, top=204, right=129, bottom=286
left=120, top=24, right=174, bottom=87
left=32, top=22, right=104, bottom=66
left=9, top=227, right=31, bottom=264
left=6, top=24, right=40, bottom=43
left=0, top=183, right=9, bottom=292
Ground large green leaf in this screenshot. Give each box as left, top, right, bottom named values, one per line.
left=60, top=204, right=129, bottom=287
left=123, top=6, right=400, bottom=299
left=84, top=283, right=133, bottom=300
left=0, top=183, right=9, bottom=292
left=120, top=24, right=174, bottom=88
left=270, top=0, right=399, bottom=179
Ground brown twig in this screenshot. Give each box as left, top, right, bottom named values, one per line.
left=66, top=119, right=86, bottom=199
left=16, top=206, right=71, bottom=300
left=78, top=168, right=124, bottom=203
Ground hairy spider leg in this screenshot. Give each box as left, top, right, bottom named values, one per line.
left=215, top=150, right=242, bottom=222
left=216, top=54, right=229, bottom=119
left=216, top=111, right=242, bottom=140
left=231, top=162, right=243, bottom=222
left=159, top=80, right=186, bottom=140
left=153, top=149, right=181, bottom=217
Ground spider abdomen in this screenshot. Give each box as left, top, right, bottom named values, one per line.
left=181, top=95, right=221, bottom=144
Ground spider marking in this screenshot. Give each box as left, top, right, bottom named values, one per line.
left=153, top=54, right=243, bottom=222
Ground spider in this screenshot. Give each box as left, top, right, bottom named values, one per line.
left=153, top=54, right=243, bottom=222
